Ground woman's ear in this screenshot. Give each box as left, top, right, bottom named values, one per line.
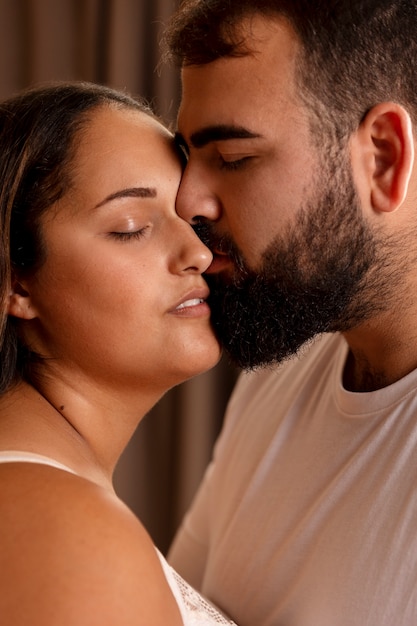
left=350, top=102, right=414, bottom=213
left=8, top=278, right=37, bottom=320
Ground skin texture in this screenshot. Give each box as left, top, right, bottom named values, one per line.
left=176, top=15, right=417, bottom=391
left=0, top=105, right=221, bottom=625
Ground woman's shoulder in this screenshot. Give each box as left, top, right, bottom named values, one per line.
left=0, top=463, right=183, bottom=625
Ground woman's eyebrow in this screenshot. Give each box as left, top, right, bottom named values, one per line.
left=94, top=186, right=157, bottom=209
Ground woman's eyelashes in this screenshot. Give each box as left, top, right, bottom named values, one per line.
left=108, top=226, right=150, bottom=242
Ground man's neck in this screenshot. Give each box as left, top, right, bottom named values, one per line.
left=342, top=314, right=417, bottom=392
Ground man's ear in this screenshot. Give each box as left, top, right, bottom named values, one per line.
left=350, top=102, right=414, bottom=213
left=7, top=278, right=37, bottom=320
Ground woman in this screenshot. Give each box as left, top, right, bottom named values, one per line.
left=0, top=81, right=235, bottom=625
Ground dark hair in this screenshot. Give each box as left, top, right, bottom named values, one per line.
left=0, top=81, right=154, bottom=393
left=163, top=0, right=417, bottom=138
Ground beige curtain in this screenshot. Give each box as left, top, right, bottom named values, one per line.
left=0, top=0, right=238, bottom=553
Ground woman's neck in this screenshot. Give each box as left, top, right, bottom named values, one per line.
left=0, top=379, right=162, bottom=489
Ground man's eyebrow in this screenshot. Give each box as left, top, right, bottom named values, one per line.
left=176, top=125, right=261, bottom=149
left=94, top=187, right=157, bottom=209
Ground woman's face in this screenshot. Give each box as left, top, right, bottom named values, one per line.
left=17, top=105, right=221, bottom=393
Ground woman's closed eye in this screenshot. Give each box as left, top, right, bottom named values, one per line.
left=108, top=226, right=150, bottom=242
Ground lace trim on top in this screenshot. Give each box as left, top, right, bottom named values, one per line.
left=156, top=550, right=236, bottom=625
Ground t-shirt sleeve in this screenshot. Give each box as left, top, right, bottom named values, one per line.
left=168, top=461, right=215, bottom=590
left=168, top=371, right=254, bottom=590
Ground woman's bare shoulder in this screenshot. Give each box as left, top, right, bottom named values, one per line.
left=0, top=463, right=182, bottom=626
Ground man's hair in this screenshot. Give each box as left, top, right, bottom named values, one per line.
left=164, top=0, right=417, bottom=138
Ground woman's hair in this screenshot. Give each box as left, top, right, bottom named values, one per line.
left=163, top=0, right=417, bottom=138
left=0, top=81, right=155, bottom=393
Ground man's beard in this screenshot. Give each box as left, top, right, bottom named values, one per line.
left=196, top=155, right=396, bottom=370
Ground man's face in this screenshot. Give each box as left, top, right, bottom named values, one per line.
left=176, top=16, right=318, bottom=272
left=191, top=156, right=384, bottom=369
left=176, top=16, right=389, bottom=368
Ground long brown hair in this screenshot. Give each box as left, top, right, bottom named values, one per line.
left=0, top=81, right=154, bottom=393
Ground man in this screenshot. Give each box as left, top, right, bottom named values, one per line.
left=164, top=1, right=417, bottom=624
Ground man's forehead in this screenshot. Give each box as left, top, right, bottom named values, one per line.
left=177, top=21, right=301, bottom=140
left=178, top=15, right=299, bottom=91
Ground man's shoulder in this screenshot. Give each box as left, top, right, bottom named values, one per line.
left=215, top=333, right=345, bottom=453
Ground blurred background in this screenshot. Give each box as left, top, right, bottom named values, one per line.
left=0, top=0, right=238, bottom=554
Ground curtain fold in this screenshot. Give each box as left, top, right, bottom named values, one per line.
left=0, top=0, right=237, bottom=553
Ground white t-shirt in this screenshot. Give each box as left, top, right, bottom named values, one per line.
left=0, top=451, right=236, bottom=626
left=169, top=333, right=417, bottom=626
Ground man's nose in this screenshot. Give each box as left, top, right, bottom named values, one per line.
left=176, top=164, right=222, bottom=224
left=169, top=216, right=213, bottom=275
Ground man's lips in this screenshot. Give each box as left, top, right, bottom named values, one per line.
left=205, top=251, right=234, bottom=274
